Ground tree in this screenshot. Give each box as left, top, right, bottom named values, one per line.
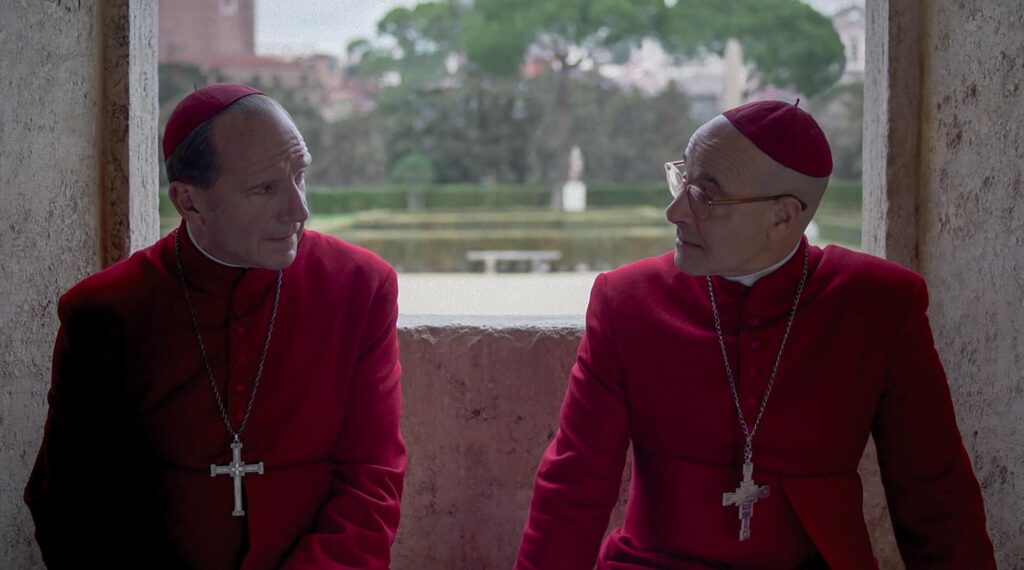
left=308, top=113, right=388, bottom=187
left=347, top=1, right=464, bottom=89
left=541, top=74, right=697, bottom=185
left=375, top=73, right=541, bottom=185
left=461, top=0, right=844, bottom=202
left=657, top=0, right=845, bottom=97
left=390, top=152, right=436, bottom=210
left=462, top=0, right=663, bottom=197
left=158, top=63, right=207, bottom=107
left=807, top=81, right=864, bottom=180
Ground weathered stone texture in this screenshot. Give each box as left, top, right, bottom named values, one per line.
left=393, top=317, right=631, bottom=569
left=0, top=1, right=157, bottom=566
left=862, top=0, right=922, bottom=270
left=392, top=318, right=897, bottom=569
left=0, top=2, right=102, bottom=567
left=101, top=0, right=160, bottom=263
left=865, top=0, right=1024, bottom=566
left=917, top=1, right=1024, bottom=565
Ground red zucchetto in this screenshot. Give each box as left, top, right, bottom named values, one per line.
left=722, top=99, right=833, bottom=178
left=162, top=83, right=265, bottom=159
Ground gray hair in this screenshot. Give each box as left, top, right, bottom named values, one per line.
left=164, top=94, right=295, bottom=188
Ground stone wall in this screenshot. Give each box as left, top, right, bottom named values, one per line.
left=394, top=317, right=595, bottom=568
left=391, top=319, right=898, bottom=569
left=0, top=1, right=158, bottom=566
left=864, top=0, right=1024, bottom=566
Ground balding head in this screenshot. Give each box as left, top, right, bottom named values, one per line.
left=688, top=116, right=829, bottom=229
left=166, top=94, right=297, bottom=189
left=167, top=90, right=310, bottom=270
left=666, top=103, right=833, bottom=277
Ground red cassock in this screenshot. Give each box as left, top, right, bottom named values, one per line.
left=515, top=238, right=995, bottom=570
left=25, top=222, right=405, bottom=569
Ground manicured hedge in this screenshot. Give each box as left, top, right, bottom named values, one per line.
left=159, top=180, right=860, bottom=214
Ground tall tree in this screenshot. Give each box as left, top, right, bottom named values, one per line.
left=348, top=1, right=464, bottom=89
left=657, top=0, right=845, bottom=97
left=548, top=74, right=697, bottom=185
left=375, top=74, right=540, bottom=184
left=807, top=81, right=864, bottom=180
left=462, top=0, right=663, bottom=200
left=461, top=0, right=844, bottom=203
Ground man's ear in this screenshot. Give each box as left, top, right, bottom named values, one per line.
left=767, top=196, right=805, bottom=240
left=168, top=181, right=203, bottom=225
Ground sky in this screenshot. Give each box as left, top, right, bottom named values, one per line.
left=255, top=0, right=865, bottom=60
left=255, top=0, right=419, bottom=58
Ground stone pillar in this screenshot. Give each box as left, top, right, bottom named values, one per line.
left=100, top=0, right=160, bottom=264
left=865, top=0, right=1024, bottom=566
left=862, top=0, right=923, bottom=270
left=0, top=1, right=158, bottom=566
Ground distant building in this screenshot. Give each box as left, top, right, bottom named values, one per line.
left=158, top=1, right=863, bottom=122
left=158, top=0, right=374, bottom=121
left=159, top=0, right=256, bottom=65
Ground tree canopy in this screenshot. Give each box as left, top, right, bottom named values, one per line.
left=460, top=0, right=844, bottom=96
left=347, top=2, right=463, bottom=88
left=463, top=0, right=663, bottom=75
left=657, top=0, right=845, bottom=96
left=158, top=0, right=854, bottom=188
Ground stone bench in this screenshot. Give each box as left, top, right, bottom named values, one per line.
left=466, top=250, right=562, bottom=274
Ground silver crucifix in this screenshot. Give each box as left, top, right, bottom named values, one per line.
left=210, top=441, right=264, bottom=517
left=722, top=462, right=770, bottom=541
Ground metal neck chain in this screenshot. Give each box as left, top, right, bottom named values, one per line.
left=173, top=229, right=282, bottom=443
left=706, top=247, right=809, bottom=466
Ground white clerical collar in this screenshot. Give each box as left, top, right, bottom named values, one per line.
left=185, top=222, right=246, bottom=268
left=722, top=241, right=801, bottom=287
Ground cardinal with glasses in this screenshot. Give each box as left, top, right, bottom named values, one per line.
left=25, top=84, right=405, bottom=569
left=514, top=100, right=994, bottom=569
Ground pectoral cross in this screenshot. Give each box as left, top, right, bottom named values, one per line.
left=210, top=441, right=264, bottom=517
left=722, top=462, right=770, bottom=541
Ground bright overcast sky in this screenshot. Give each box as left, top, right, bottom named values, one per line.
left=255, top=0, right=863, bottom=60
left=255, top=0, right=419, bottom=58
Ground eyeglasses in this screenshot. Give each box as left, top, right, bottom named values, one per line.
left=664, top=160, right=808, bottom=221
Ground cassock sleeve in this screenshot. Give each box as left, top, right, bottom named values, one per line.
left=871, top=277, right=996, bottom=569
left=514, top=272, right=631, bottom=570
left=281, top=267, right=406, bottom=570
left=24, top=299, right=172, bottom=568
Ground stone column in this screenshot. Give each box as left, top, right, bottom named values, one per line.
left=914, top=1, right=1024, bottom=565
left=865, top=0, right=1024, bottom=566
left=100, top=0, right=160, bottom=264
left=862, top=0, right=923, bottom=270
left=0, top=1, right=157, bottom=566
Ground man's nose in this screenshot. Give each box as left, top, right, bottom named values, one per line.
left=281, top=181, right=309, bottom=224
left=665, top=191, right=695, bottom=225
